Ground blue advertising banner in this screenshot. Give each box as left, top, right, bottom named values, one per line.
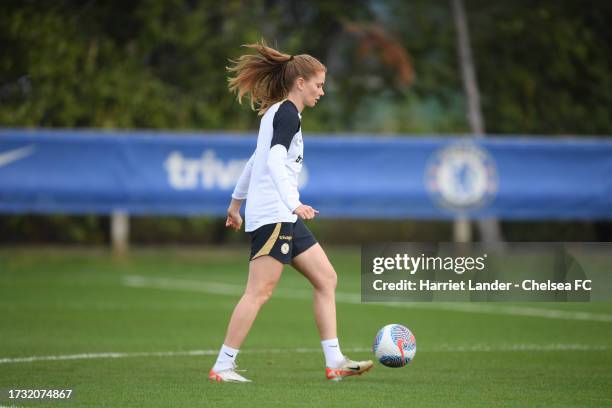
left=0, top=129, right=611, bottom=219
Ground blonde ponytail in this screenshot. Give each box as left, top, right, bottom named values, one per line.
left=227, top=40, right=326, bottom=114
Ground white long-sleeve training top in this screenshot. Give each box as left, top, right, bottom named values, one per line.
left=232, top=100, right=304, bottom=232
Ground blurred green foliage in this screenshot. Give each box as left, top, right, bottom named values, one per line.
left=1, top=214, right=609, bottom=244
left=2, top=0, right=609, bottom=134
left=469, top=0, right=612, bottom=134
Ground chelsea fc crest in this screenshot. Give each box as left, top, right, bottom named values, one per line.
left=281, top=243, right=290, bottom=255
left=425, top=142, right=498, bottom=211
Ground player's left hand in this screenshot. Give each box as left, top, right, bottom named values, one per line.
left=294, top=204, right=319, bottom=220
left=225, top=209, right=243, bottom=231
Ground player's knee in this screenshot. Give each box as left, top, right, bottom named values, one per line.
left=329, top=269, right=338, bottom=290
left=257, top=289, right=274, bottom=305
left=247, top=285, right=275, bottom=306
left=319, top=267, right=337, bottom=291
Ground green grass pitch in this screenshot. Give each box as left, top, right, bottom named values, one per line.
left=1, top=247, right=611, bottom=407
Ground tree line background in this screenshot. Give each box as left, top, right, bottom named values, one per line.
left=1, top=0, right=611, bottom=244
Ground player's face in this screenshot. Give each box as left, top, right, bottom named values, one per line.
left=302, top=71, right=325, bottom=108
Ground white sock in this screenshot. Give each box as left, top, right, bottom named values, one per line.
left=212, top=344, right=239, bottom=372
left=321, top=338, right=345, bottom=368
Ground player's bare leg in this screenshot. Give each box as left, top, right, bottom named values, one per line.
left=292, top=243, right=337, bottom=339
left=210, top=255, right=284, bottom=383
left=292, top=243, right=373, bottom=380
left=224, top=255, right=284, bottom=348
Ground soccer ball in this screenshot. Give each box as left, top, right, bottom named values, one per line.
left=372, top=324, right=416, bottom=367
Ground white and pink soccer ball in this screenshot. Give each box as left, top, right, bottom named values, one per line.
left=372, top=324, right=416, bottom=367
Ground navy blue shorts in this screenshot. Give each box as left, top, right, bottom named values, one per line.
left=249, top=219, right=317, bottom=264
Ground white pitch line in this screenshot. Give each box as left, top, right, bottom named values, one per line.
left=121, top=275, right=612, bottom=323
left=0, top=350, right=218, bottom=364
left=1, top=344, right=609, bottom=365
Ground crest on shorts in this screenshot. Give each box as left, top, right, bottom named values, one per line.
left=281, top=243, right=290, bottom=255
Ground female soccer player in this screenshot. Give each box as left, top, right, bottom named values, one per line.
left=209, top=42, right=373, bottom=383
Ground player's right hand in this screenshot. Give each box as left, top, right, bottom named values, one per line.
left=293, top=204, right=319, bottom=220
left=225, top=209, right=243, bottom=231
